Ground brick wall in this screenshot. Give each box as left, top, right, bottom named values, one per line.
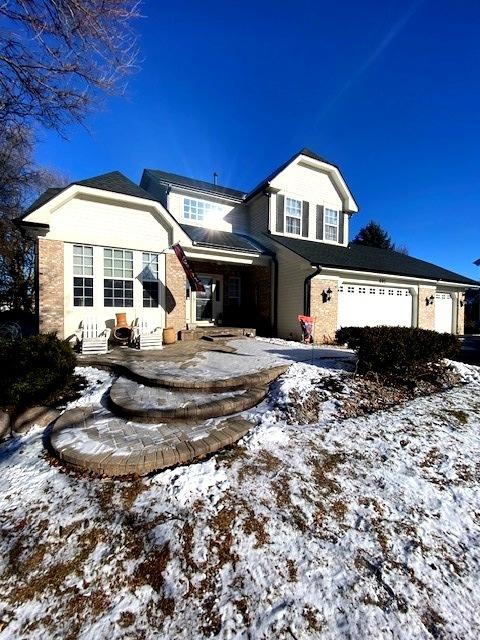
left=165, top=252, right=186, bottom=337
left=417, top=286, right=435, bottom=330
left=310, top=278, right=338, bottom=343
left=38, top=237, right=64, bottom=338
left=456, top=292, right=465, bottom=335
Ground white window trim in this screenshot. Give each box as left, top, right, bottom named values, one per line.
left=323, top=207, right=340, bottom=244
left=183, top=196, right=224, bottom=223
left=283, top=196, right=303, bottom=237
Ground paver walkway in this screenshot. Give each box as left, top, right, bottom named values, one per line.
left=49, top=407, right=255, bottom=476
left=48, top=337, right=354, bottom=476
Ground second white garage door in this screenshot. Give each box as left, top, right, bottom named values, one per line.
left=434, top=292, right=454, bottom=333
left=338, top=284, right=413, bottom=328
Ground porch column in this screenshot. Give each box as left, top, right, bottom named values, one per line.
left=417, top=286, right=435, bottom=330
left=165, top=252, right=186, bottom=338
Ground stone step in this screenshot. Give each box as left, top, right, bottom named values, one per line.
left=109, top=377, right=267, bottom=422
left=48, top=406, right=255, bottom=477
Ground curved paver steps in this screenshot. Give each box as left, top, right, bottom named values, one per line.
left=48, top=407, right=255, bottom=477
left=109, top=377, right=267, bottom=422
left=82, top=360, right=289, bottom=391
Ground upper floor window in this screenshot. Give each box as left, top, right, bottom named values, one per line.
left=183, top=197, right=223, bottom=222
left=324, top=209, right=339, bottom=242
left=73, top=244, right=93, bottom=307
left=285, top=197, right=302, bottom=235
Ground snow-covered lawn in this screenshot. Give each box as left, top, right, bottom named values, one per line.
left=1, top=360, right=480, bottom=639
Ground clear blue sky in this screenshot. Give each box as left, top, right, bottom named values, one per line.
left=36, top=0, right=480, bottom=279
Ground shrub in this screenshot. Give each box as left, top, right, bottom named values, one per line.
left=0, top=333, right=77, bottom=410
left=335, top=326, right=460, bottom=375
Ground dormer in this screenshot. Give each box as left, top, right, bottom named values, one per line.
left=245, top=148, right=358, bottom=246
left=140, top=169, right=247, bottom=233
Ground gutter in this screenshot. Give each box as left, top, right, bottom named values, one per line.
left=304, top=264, right=322, bottom=315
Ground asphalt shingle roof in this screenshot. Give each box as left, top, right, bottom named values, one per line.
left=181, top=224, right=268, bottom=254
left=21, top=172, right=155, bottom=219
left=143, top=169, right=245, bottom=200
left=266, top=233, right=479, bottom=286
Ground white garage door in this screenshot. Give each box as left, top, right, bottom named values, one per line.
left=435, top=293, right=453, bottom=333
left=338, top=284, right=413, bottom=328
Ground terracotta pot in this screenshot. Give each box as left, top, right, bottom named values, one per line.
left=163, top=326, right=176, bottom=345
left=115, top=312, right=128, bottom=327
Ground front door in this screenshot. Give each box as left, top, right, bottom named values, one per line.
left=195, top=275, right=222, bottom=323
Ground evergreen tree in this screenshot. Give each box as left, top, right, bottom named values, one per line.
left=353, top=221, right=395, bottom=250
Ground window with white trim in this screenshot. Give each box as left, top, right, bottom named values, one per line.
left=228, top=276, right=241, bottom=306
left=142, top=252, right=159, bottom=308
left=183, top=197, right=223, bottom=222
left=73, top=244, right=93, bottom=307
left=103, top=248, right=133, bottom=307
left=324, top=208, right=339, bottom=242
left=285, top=197, right=302, bottom=235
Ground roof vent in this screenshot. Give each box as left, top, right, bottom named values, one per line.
left=213, top=172, right=218, bottom=186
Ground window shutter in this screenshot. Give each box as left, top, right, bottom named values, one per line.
left=302, top=202, right=309, bottom=237
left=316, top=205, right=324, bottom=240
left=276, top=194, right=285, bottom=233
left=338, top=212, right=344, bottom=244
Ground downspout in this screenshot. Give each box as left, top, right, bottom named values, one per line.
left=304, top=264, right=322, bottom=316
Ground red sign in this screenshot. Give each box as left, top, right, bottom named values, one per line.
left=172, top=243, right=205, bottom=292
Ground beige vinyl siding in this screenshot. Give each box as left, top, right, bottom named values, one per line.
left=48, top=196, right=171, bottom=251
left=167, top=190, right=247, bottom=232
left=269, top=161, right=348, bottom=245
left=247, top=193, right=269, bottom=234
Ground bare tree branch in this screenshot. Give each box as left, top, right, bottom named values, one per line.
left=0, top=0, right=141, bottom=131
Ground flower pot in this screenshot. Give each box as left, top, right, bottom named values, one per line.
left=163, top=326, right=176, bottom=345
left=115, top=312, right=128, bottom=327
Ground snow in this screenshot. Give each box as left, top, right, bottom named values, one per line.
left=0, top=357, right=480, bottom=639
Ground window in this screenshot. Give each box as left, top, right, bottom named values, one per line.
left=104, top=279, right=133, bottom=307
left=183, top=197, right=223, bottom=222
left=104, top=248, right=133, bottom=307
left=228, top=276, right=241, bottom=306
left=324, top=209, right=339, bottom=242
left=103, top=248, right=133, bottom=278
left=142, top=252, right=159, bottom=308
left=369, top=288, right=376, bottom=294
left=73, top=245, right=93, bottom=306
left=285, top=197, right=302, bottom=235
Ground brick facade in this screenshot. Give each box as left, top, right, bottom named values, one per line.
left=38, top=237, right=65, bottom=338
left=456, top=292, right=465, bottom=335
left=310, top=278, right=339, bottom=343
left=165, top=252, right=187, bottom=338
left=417, top=286, right=435, bottom=330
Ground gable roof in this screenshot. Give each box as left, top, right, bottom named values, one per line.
left=21, top=171, right=155, bottom=219
left=267, top=234, right=479, bottom=286
left=142, top=169, right=245, bottom=201
left=244, top=147, right=341, bottom=203
left=181, top=224, right=268, bottom=254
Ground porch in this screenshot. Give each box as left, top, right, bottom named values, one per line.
left=183, top=257, right=272, bottom=337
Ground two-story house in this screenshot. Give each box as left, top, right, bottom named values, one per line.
left=18, top=148, right=478, bottom=343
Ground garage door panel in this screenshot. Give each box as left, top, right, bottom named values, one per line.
left=338, top=284, right=413, bottom=328
left=434, top=293, right=453, bottom=333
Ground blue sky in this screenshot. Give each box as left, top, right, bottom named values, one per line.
left=36, top=0, right=480, bottom=279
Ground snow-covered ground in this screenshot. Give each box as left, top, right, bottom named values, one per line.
left=0, top=358, right=480, bottom=639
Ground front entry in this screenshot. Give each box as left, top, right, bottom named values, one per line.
left=194, top=275, right=223, bottom=324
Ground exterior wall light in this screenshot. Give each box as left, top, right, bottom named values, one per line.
left=426, top=295, right=435, bottom=306
left=322, top=287, right=333, bottom=303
